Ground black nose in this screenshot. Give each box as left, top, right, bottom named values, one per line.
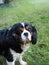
left=24, top=33, right=28, bottom=37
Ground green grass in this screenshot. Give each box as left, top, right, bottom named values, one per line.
left=0, top=0, right=49, bottom=65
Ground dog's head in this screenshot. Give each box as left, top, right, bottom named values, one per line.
left=9, top=22, right=37, bottom=45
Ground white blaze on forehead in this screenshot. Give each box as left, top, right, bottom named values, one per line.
left=21, top=23, right=25, bottom=27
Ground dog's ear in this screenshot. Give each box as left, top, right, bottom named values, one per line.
left=31, top=26, right=37, bottom=44
left=8, top=23, right=21, bottom=36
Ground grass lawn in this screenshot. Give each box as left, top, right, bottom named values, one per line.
left=0, top=0, right=49, bottom=65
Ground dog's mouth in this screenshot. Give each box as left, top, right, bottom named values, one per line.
left=21, top=38, right=31, bottom=45
left=21, top=36, right=31, bottom=42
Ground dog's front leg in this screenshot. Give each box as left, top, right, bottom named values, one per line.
left=6, top=60, right=15, bottom=65
left=19, top=52, right=27, bottom=65
left=19, top=56, right=27, bottom=65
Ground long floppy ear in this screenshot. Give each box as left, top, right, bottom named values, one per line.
left=8, top=23, right=21, bottom=36
left=31, top=26, right=37, bottom=44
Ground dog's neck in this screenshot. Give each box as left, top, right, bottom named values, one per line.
left=21, top=43, right=30, bottom=52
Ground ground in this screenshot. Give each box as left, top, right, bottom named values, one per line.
left=0, top=0, right=49, bottom=65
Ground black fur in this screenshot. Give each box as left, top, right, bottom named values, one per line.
left=31, top=26, right=37, bottom=44
left=0, top=28, right=23, bottom=62
left=0, top=22, right=37, bottom=62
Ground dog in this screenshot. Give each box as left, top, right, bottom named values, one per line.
left=0, top=22, right=37, bottom=65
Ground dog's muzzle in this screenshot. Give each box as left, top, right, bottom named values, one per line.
left=21, top=30, right=31, bottom=42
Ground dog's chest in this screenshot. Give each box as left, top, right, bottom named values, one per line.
left=10, top=44, right=30, bottom=61
left=21, top=44, right=30, bottom=52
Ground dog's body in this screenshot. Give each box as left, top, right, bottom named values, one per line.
left=0, top=22, right=37, bottom=65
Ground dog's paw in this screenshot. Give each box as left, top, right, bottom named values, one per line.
left=20, top=61, right=27, bottom=65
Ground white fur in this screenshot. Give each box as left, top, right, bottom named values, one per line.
left=6, top=44, right=30, bottom=65
left=6, top=60, right=15, bottom=65
left=21, top=29, right=31, bottom=41
left=21, top=23, right=25, bottom=27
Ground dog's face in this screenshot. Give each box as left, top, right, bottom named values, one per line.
left=20, top=23, right=32, bottom=42
left=10, top=22, right=37, bottom=44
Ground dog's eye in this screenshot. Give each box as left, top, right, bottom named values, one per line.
left=20, top=27, right=24, bottom=32
left=26, top=26, right=30, bottom=30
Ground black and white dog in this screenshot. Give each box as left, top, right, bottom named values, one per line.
left=0, top=22, right=37, bottom=65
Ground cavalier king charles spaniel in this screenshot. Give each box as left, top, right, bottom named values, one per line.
left=0, top=22, right=37, bottom=65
